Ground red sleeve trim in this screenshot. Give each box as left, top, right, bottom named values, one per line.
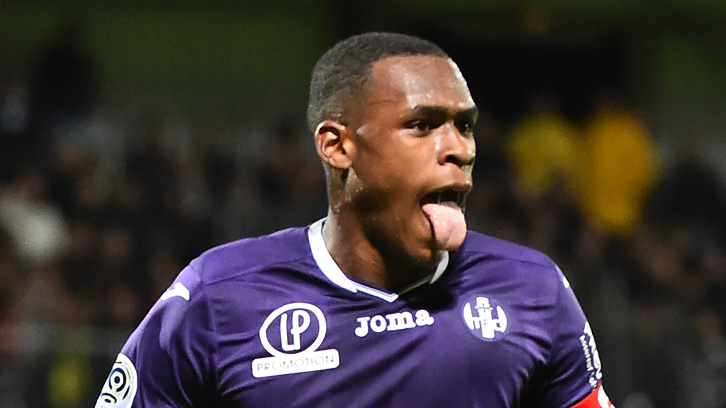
left=570, top=383, right=615, bottom=408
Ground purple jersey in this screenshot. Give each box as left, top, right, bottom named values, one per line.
left=95, top=219, right=611, bottom=408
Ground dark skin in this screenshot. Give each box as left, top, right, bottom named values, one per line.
left=315, top=55, right=477, bottom=291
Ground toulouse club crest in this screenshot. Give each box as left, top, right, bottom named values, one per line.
left=461, top=295, right=508, bottom=341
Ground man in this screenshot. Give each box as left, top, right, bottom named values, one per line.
left=95, top=32, right=614, bottom=408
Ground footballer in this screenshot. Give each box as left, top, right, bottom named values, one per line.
left=95, top=32, right=615, bottom=408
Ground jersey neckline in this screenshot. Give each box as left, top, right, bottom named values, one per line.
left=307, top=218, right=449, bottom=303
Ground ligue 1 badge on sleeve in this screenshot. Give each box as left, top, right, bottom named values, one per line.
left=95, top=353, right=138, bottom=408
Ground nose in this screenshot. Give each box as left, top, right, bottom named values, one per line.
left=438, top=122, right=476, bottom=169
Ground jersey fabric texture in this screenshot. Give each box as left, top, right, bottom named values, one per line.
left=95, top=219, right=612, bottom=408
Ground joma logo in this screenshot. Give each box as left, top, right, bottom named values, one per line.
left=354, top=310, right=434, bottom=337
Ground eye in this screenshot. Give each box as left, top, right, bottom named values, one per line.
left=456, top=120, right=475, bottom=136
left=405, top=120, right=433, bottom=134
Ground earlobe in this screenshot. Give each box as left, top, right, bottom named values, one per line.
left=315, top=120, right=354, bottom=170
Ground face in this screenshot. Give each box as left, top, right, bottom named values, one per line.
left=342, top=55, right=477, bottom=266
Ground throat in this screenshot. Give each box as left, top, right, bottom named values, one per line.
left=321, top=215, right=443, bottom=292
left=380, top=258, right=438, bottom=293
left=337, top=243, right=436, bottom=292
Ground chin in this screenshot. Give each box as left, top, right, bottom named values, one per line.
left=408, top=243, right=444, bottom=268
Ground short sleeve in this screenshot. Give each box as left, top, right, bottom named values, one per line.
left=539, top=266, right=614, bottom=408
left=94, top=265, right=217, bottom=408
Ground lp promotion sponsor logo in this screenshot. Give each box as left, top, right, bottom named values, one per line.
left=253, top=303, right=339, bottom=378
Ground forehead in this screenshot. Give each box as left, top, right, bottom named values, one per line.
left=365, top=55, right=474, bottom=109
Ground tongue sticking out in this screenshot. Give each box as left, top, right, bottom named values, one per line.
left=421, top=202, right=467, bottom=251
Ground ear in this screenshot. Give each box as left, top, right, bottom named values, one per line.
left=315, top=119, right=355, bottom=170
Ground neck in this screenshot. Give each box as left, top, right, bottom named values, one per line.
left=321, top=209, right=437, bottom=291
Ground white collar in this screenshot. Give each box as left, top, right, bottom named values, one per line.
left=307, top=218, right=449, bottom=303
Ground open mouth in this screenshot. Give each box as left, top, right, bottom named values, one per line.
left=420, top=187, right=469, bottom=213
left=419, top=185, right=471, bottom=251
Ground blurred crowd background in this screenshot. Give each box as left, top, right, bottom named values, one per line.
left=1, top=2, right=725, bottom=407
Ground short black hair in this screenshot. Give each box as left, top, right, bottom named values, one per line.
left=307, top=32, right=449, bottom=132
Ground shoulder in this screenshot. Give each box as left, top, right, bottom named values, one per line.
left=459, top=230, right=558, bottom=269
left=122, top=226, right=313, bottom=356
left=133, top=225, right=314, bottom=343
left=453, top=230, right=568, bottom=298
left=189, top=226, right=311, bottom=285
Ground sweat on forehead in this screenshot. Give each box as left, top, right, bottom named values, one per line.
left=365, top=56, right=472, bottom=106
left=307, top=32, right=450, bottom=132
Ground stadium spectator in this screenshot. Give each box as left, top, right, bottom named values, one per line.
left=575, top=94, right=659, bottom=238
left=505, top=90, right=580, bottom=199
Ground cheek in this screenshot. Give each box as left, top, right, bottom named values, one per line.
left=382, top=143, right=431, bottom=180
left=354, top=130, right=436, bottom=188
left=465, top=140, right=476, bottom=160
left=403, top=137, right=439, bottom=167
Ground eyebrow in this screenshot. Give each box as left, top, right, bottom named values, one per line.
left=408, top=105, right=479, bottom=121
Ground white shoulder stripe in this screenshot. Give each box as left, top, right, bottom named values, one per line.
left=160, top=282, right=190, bottom=301
left=555, top=265, right=571, bottom=289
